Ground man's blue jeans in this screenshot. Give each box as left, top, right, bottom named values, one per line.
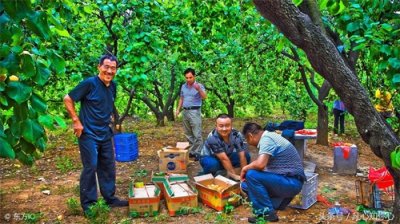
left=78, top=134, right=117, bottom=211
left=200, top=152, right=251, bottom=175
left=241, top=170, right=303, bottom=215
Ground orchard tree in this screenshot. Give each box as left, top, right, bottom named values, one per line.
left=0, top=0, right=68, bottom=164
left=252, top=0, right=400, bottom=221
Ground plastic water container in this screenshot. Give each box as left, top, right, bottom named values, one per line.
left=114, top=133, right=139, bottom=162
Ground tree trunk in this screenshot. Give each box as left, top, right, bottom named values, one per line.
left=227, top=102, right=235, bottom=118
left=316, top=81, right=331, bottom=146
left=156, top=112, right=164, bottom=127
left=166, top=107, right=175, bottom=121
left=253, top=1, right=400, bottom=222
left=316, top=104, right=329, bottom=145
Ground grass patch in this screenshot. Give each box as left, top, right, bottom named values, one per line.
left=85, top=198, right=111, bottom=224
left=55, top=155, right=78, bottom=174
left=66, top=197, right=81, bottom=215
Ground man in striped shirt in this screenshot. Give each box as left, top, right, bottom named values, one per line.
left=240, top=122, right=305, bottom=223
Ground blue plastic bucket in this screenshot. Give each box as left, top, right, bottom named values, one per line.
left=113, top=133, right=139, bottom=162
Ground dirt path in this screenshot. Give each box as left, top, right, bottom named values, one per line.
left=0, top=118, right=390, bottom=224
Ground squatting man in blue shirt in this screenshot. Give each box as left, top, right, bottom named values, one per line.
left=199, top=114, right=251, bottom=180
left=64, top=54, right=128, bottom=214
left=240, top=122, right=305, bottom=223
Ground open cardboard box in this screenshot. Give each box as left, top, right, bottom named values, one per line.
left=128, top=183, right=161, bottom=217
left=158, top=144, right=189, bottom=173
left=151, top=172, right=198, bottom=216
left=194, top=174, right=240, bottom=211
left=176, top=142, right=190, bottom=149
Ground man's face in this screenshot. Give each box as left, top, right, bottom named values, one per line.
left=216, top=117, right=232, bottom=139
left=98, top=59, right=117, bottom=85
left=185, top=72, right=195, bottom=85
left=245, top=133, right=257, bottom=146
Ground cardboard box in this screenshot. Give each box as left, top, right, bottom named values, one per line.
left=151, top=173, right=198, bottom=216
left=152, top=172, right=189, bottom=197
left=128, top=183, right=161, bottom=217
left=158, top=147, right=189, bottom=173
left=176, top=142, right=190, bottom=149
left=194, top=174, right=241, bottom=211
left=165, top=182, right=198, bottom=216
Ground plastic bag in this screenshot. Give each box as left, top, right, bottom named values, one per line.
left=368, top=167, right=394, bottom=189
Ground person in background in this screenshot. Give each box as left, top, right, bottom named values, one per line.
left=240, top=122, right=305, bottom=223
left=375, top=89, right=394, bottom=119
left=332, top=99, right=346, bottom=135
left=175, top=68, right=207, bottom=161
left=199, top=114, right=251, bottom=180
left=64, top=54, right=128, bottom=213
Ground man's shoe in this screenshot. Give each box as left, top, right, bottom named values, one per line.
left=248, top=212, right=279, bottom=223
left=108, top=199, right=128, bottom=208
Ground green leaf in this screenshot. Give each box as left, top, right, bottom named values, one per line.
left=0, top=82, right=6, bottom=92
left=388, top=58, right=400, bottom=69
left=0, top=137, right=15, bottom=159
left=379, top=45, right=391, bottom=56
left=352, top=43, right=365, bottom=51
left=2, top=0, right=32, bottom=21
left=390, top=149, right=400, bottom=169
left=35, top=137, right=46, bottom=152
left=26, top=11, right=51, bottom=40
left=392, top=74, right=400, bottom=84
left=53, top=28, right=71, bottom=37
left=13, top=102, right=28, bottom=122
left=83, top=5, right=94, bottom=14
left=49, top=50, right=65, bottom=75
left=21, top=119, right=44, bottom=144
left=381, top=23, right=392, bottom=32
left=16, top=150, right=34, bottom=166
left=34, top=62, right=51, bottom=86
left=11, top=46, right=23, bottom=54
left=0, top=52, right=19, bottom=74
left=53, top=115, right=67, bottom=129
left=0, top=13, right=10, bottom=25
left=319, top=0, right=329, bottom=10
left=30, top=93, right=47, bottom=113
left=20, top=53, right=36, bottom=78
left=292, top=0, right=303, bottom=6
left=346, top=22, right=360, bottom=32
left=0, top=94, right=8, bottom=106
left=0, top=45, right=10, bottom=58
left=6, top=81, right=32, bottom=104
left=38, top=114, right=54, bottom=129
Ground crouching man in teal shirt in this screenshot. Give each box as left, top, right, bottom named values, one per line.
left=241, top=122, right=305, bottom=223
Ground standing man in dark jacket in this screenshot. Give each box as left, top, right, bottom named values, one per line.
left=64, top=54, right=128, bottom=213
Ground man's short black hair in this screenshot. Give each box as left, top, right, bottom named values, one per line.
left=242, top=122, right=262, bottom=137
left=99, top=54, right=118, bottom=67
left=216, top=113, right=231, bottom=119
left=183, top=68, right=196, bottom=76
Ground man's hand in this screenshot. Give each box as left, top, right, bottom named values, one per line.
left=175, top=110, right=180, bottom=118
left=193, top=82, right=201, bottom=91
left=227, top=172, right=241, bottom=181
left=73, top=119, right=84, bottom=138
left=240, top=165, right=249, bottom=181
